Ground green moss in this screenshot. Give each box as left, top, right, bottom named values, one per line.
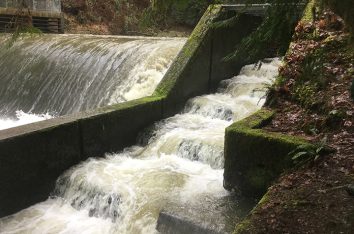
left=224, top=108, right=313, bottom=197
left=83, top=95, right=165, bottom=117
left=153, top=5, right=222, bottom=97
left=246, top=167, right=274, bottom=192
left=227, top=109, right=311, bottom=148
left=257, top=191, right=271, bottom=206
left=301, top=0, right=316, bottom=23
left=233, top=191, right=271, bottom=234
left=233, top=219, right=252, bottom=234
left=283, top=0, right=317, bottom=58
left=228, top=109, right=275, bottom=130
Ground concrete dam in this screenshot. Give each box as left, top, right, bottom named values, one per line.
left=0, top=34, right=185, bottom=129
left=0, top=3, right=306, bottom=233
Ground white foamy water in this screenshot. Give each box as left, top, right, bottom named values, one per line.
left=0, top=58, right=282, bottom=234
left=0, top=34, right=185, bottom=130
left=0, top=111, right=53, bottom=130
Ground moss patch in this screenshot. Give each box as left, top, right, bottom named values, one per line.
left=154, top=5, right=222, bottom=97
left=301, top=0, right=316, bottom=23
left=224, top=109, right=313, bottom=197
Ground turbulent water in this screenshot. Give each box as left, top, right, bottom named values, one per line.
left=0, top=58, right=281, bottom=234
left=0, top=34, right=185, bottom=130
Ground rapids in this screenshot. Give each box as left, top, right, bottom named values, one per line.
left=0, top=58, right=281, bottom=234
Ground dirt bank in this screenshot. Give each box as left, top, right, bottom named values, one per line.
left=236, top=7, right=354, bottom=234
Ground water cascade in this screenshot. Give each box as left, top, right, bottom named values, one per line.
left=0, top=34, right=185, bottom=130
left=0, top=58, right=281, bottom=234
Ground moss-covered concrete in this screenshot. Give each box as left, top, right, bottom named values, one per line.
left=233, top=190, right=272, bottom=234
left=301, top=0, right=316, bottom=23
left=230, top=1, right=339, bottom=233
left=155, top=5, right=264, bottom=116
left=224, top=109, right=313, bottom=198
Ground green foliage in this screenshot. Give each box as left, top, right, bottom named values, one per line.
left=6, top=26, right=42, bottom=48
left=225, top=0, right=304, bottom=63
left=139, top=0, right=240, bottom=29
left=293, top=82, right=318, bottom=108
left=291, top=48, right=327, bottom=109
left=301, top=50, right=325, bottom=85
left=289, top=136, right=329, bottom=166
left=140, top=0, right=210, bottom=28
left=325, top=109, right=346, bottom=129
left=4, top=0, right=43, bottom=47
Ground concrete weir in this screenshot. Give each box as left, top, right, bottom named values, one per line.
left=1, top=4, right=267, bottom=217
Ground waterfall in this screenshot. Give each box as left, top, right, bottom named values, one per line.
left=0, top=34, right=185, bottom=130
left=0, top=58, right=281, bottom=234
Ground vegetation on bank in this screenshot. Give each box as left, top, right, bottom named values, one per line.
left=61, top=0, right=207, bottom=35
left=234, top=0, right=354, bottom=232
left=61, top=0, right=243, bottom=35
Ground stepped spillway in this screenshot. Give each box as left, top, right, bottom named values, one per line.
left=0, top=58, right=281, bottom=234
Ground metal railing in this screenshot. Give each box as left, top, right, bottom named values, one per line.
left=0, top=0, right=61, bottom=13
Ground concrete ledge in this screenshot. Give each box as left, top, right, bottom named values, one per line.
left=223, top=109, right=313, bottom=198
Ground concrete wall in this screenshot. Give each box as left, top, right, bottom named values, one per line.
left=223, top=109, right=313, bottom=198
left=0, top=96, right=164, bottom=216
left=0, top=5, right=265, bottom=217
left=155, top=5, right=263, bottom=116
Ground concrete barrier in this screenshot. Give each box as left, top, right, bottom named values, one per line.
left=0, top=96, right=164, bottom=216
left=155, top=5, right=263, bottom=116
left=0, top=4, right=266, bottom=217
left=223, top=109, right=313, bottom=198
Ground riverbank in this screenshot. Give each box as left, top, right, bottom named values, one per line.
left=235, top=7, right=354, bottom=234
left=61, top=0, right=251, bottom=36
left=61, top=0, right=204, bottom=36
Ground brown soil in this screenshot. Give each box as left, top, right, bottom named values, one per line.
left=61, top=0, right=192, bottom=36
left=240, top=11, right=354, bottom=234
left=62, top=0, right=155, bottom=35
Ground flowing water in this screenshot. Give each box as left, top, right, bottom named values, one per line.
left=0, top=34, right=185, bottom=130
left=0, top=58, right=281, bottom=234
